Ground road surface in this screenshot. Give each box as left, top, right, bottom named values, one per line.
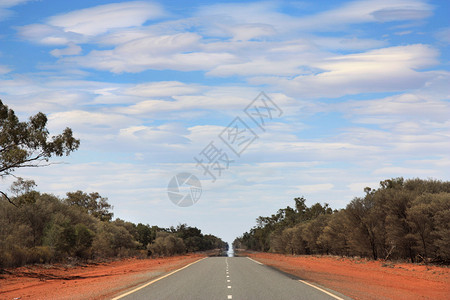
left=113, top=257, right=350, bottom=300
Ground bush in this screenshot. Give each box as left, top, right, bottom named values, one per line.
left=148, top=233, right=186, bottom=257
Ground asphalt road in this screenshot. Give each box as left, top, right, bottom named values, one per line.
left=113, top=257, right=351, bottom=300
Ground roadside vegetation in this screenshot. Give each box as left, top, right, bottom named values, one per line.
left=0, top=184, right=228, bottom=268
left=233, top=178, right=450, bottom=264
left=0, top=100, right=227, bottom=269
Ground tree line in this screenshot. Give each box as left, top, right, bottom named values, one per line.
left=233, top=178, right=450, bottom=264
left=0, top=100, right=227, bottom=269
left=0, top=180, right=228, bottom=268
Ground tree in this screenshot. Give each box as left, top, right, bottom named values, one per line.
left=345, top=196, right=383, bottom=260
left=136, top=223, right=157, bottom=249
left=66, top=191, right=113, bottom=221
left=433, top=195, right=450, bottom=262
left=303, top=214, right=332, bottom=254
left=235, top=178, right=450, bottom=263
left=382, top=188, right=416, bottom=262
left=9, top=177, right=39, bottom=206
left=318, top=210, right=349, bottom=256
left=74, top=223, right=95, bottom=258
left=407, top=193, right=450, bottom=263
left=43, top=218, right=77, bottom=257
left=0, top=100, right=79, bottom=205
left=10, top=177, right=37, bottom=196
left=91, top=221, right=137, bottom=257
left=147, top=232, right=185, bottom=257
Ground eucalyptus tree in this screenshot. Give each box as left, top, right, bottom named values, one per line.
left=0, top=100, right=80, bottom=205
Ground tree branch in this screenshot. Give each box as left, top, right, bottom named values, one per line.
left=0, top=152, right=48, bottom=174
left=0, top=190, right=17, bottom=207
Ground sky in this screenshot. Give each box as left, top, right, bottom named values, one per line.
left=1, top=0, right=449, bottom=245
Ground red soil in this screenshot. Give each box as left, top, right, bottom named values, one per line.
left=1, top=253, right=448, bottom=300
left=0, top=254, right=204, bottom=300
left=246, top=252, right=450, bottom=300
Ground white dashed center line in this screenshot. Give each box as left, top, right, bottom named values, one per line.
left=226, top=258, right=232, bottom=300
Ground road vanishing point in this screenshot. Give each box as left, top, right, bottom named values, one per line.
left=112, top=257, right=351, bottom=300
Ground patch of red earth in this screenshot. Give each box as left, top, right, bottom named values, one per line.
left=0, top=254, right=205, bottom=300
left=246, top=252, right=450, bottom=300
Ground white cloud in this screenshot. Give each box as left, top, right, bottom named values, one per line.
left=195, top=2, right=292, bottom=37
left=47, top=110, right=137, bottom=141
left=435, top=27, right=450, bottom=44
left=96, top=28, right=156, bottom=46
left=0, top=0, right=31, bottom=21
left=50, top=43, right=82, bottom=57
left=203, top=38, right=326, bottom=77
left=0, top=0, right=31, bottom=7
left=48, top=1, right=164, bottom=36
left=108, top=32, right=202, bottom=55
left=124, top=81, right=201, bottom=98
left=371, top=6, right=432, bottom=22
left=117, top=85, right=266, bottom=115
left=14, top=0, right=434, bottom=77
left=373, top=166, right=438, bottom=177
left=0, top=75, right=121, bottom=114
left=18, top=24, right=85, bottom=45
left=347, top=92, right=450, bottom=123
left=394, top=30, right=413, bottom=36
left=296, top=0, right=432, bottom=31
left=196, top=0, right=432, bottom=35
left=229, top=23, right=276, bottom=41
left=68, top=32, right=238, bottom=73
left=207, top=56, right=307, bottom=77
left=252, top=44, right=438, bottom=97
left=205, top=35, right=387, bottom=77
left=17, top=1, right=164, bottom=45
left=311, top=36, right=387, bottom=50
left=296, top=183, right=335, bottom=193
left=118, top=124, right=190, bottom=145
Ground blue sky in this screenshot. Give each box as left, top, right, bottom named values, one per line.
left=1, top=0, right=449, bottom=244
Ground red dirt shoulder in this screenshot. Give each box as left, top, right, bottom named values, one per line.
left=246, top=252, right=449, bottom=300
left=0, top=254, right=205, bottom=300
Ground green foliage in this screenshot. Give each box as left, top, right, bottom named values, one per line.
left=9, top=177, right=39, bottom=206
left=170, top=223, right=228, bottom=253
left=0, top=184, right=226, bottom=268
left=74, top=224, right=94, bottom=257
left=92, top=221, right=137, bottom=257
left=66, top=191, right=113, bottom=221
left=10, top=177, right=37, bottom=196
left=147, top=232, right=186, bottom=257
left=136, top=223, right=158, bottom=249
left=0, top=100, right=80, bottom=177
left=234, top=178, right=450, bottom=264
left=0, top=100, right=79, bottom=207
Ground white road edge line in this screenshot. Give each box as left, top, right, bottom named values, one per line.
left=247, top=257, right=343, bottom=299
left=247, top=257, right=263, bottom=265
left=111, top=257, right=207, bottom=300
left=298, top=280, right=345, bottom=300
